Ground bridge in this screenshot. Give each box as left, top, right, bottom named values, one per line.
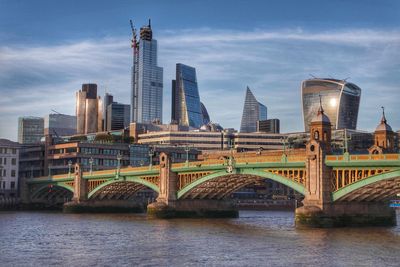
left=21, top=108, right=400, bottom=227
left=22, top=149, right=400, bottom=226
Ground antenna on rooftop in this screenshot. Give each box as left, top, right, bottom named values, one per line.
left=309, top=74, right=317, bottom=79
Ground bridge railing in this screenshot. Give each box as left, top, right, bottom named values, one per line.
left=326, top=154, right=400, bottom=162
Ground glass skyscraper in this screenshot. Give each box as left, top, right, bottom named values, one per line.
left=240, top=87, right=267, bottom=133
left=171, top=63, right=205, bottom=128
left=18, top=116, right=44, bottom=144
left=131, top=20, right=163, bottom=124
left=301, top=78, right=361, bottom=131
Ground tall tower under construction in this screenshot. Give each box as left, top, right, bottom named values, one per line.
left=130, top=19, right=163, bottom=124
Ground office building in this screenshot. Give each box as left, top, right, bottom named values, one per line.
left=44, top=113, right=76, bottom=136
left=240, top=87, right=268, bottom=133
left=301, top=78, right=361, bottom=131
left=19, top=144, right=46, bottom=179
left=103, top=93, right=114, bottom=131
left=18, top=116, right=44, bottom=144
left=200, top=102, right=210, bottom=125
left=131, top=19, right=163, bottom=124
left=257, top=119, right=280, bottom=133
left=47, top=141, right=130, bottom=175
left=76, top=83, right=103, bottom=134
left=106, top=103, right=130, bottom=131
left=0, top=139, right=20, bottom=197
left=171, top=63, right=204, bottom=128
left=129, top=144, right=200, bottom=167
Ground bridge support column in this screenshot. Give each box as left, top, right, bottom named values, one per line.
left=63, top=164, right=89, bottom=211
left=147, top=153, right=238, bottom=218
left=296, top=140, right=396, bottom=227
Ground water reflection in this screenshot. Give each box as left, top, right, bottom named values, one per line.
left=0, top=210, right=399, bottom=266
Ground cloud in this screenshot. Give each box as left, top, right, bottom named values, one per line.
left=0, top=28, right=399, bottom=140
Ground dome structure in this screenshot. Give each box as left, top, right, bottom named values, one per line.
left=375, top=107, right=392, bottom=132
left=311, top=100, right=331, bottom=125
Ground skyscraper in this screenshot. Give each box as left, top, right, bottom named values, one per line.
left=240, top=87, right=267, bottom=133
left=171, top=63, right=204, bottom=128
left=301, top=78, right=361, bottom=131
left=131, top=19, right=163, bottom=124
left=44, top=113, right=76, bottom=136
left=18, top=116, right=44, bottom=144
left=76, top=83, right=103, bottom=134
left=106, top=103, right=130, bottom=131
left=103, top=93, right=114, bottom=131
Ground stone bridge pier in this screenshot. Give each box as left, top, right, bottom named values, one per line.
left=295, top=141, right=396, bottom=228
left=147, top=152, right=238, bottom=218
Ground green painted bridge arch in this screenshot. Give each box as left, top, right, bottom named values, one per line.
left=177, top=168, right=306, bottom=199
left=31, top=183, right=74, bottom=200
left=88, top=176, right=160, bottom=199
left=332, top=169, right=400, bottom=202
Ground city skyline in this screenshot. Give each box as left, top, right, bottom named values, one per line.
left=1, top=0, right=400, bottom=141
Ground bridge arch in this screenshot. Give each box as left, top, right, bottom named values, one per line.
left=332, top=169, right=400, bottom=202
left=177, top=169, right=306, bottom=199
left=31, top=183, right=74, bottom=200
left=88, top=177, right=159, bottom=199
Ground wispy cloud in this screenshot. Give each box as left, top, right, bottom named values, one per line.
left=0, top=28, right=399, bottom=140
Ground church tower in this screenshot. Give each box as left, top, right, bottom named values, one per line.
left=369, top=107, right=395, bottom=154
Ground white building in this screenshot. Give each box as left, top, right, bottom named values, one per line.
left=0, top=139, right=20, bottom=198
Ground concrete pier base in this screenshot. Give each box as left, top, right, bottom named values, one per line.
left=63, top=200, right=146, bottom=213
left=295, top=202, right=396, bottom=228
left=147, top=199, right=239, bottom=219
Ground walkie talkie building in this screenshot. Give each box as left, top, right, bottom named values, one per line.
left=301, top=78, right=361, bottom=131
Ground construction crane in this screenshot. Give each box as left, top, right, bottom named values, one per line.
left=130, top=19, right=137, bottom=49
left=51, top=109, right=62, bottom=115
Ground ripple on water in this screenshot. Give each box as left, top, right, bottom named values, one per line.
left=0, top=210, right=399, bottom=266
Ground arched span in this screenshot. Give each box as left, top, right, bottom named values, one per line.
left=88, top=177, right=159, bottom=199
left=332, top=169, right=400, bottom=202
left=31, top=183, right=74, bottom=199
left=177, top=169, right=306, bottom=199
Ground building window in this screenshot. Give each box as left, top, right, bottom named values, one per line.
left=10, top=181, right=15, bottom=189
left=3, top=169, right=6, bottom=177
left=11, top=170, right=16, bottom=177
left=2, top=181, right=5, bottom=189
left=0, top=158, right=2, bottom=164
left=314, top=131, right=319, bottom=140
left=12, top=158, right=16, bottom=165
left=12, top=149, right=16, bottom=154
left=4, top=158, right=6, bottom=164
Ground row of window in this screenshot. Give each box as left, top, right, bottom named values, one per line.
left=0, top=158, right=17, bottom=165
left=0, top=148, right=17, bottom=154
left=0, top=181, right=16, bottom=189
left=0, top=169, right=17, bottom=177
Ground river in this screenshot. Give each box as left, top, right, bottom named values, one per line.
left=0, top=210, right=399, bottom=266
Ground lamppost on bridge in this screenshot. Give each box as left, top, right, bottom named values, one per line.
left=68, top=160, right=72, bottom=178
left=89, top=157, right=94, bottom=175
left=116, top=152, right=122, bottom=178
left=184, top=144, right=190, bottom=167
left=148, top=147, right=154, bottom=170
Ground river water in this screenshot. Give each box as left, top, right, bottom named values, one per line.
left=0, top=210, right=399, bottom=266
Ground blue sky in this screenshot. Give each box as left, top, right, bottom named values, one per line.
left=0, top=0, right=399, bottom=141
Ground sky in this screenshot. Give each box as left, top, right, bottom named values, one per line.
left=0, top=0, right=399, bottom=141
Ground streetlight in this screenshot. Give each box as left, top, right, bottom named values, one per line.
left=184, top=145, right=190, bottom=167
left=89, top=157, right=94, bottom=175
left=116, top=152, right=122, bottom=178
left=68, top=160, right=72, bottom=178
left=148, top=148, right=154, bottom=170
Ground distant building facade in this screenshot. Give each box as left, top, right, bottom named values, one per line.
left=106, top=103, right=130, bottom=131
left=301, top=78, right=361, bottom=131
left=240, top=87, right=267, bottom=133
left=171, top=63, right=205, bottom=128
left=18, top=116, right=44, bottom=144
left=131, top=20, right=163, bottom=124
left=0, top=139, right=20, bottom=197
left=103, top=93, right=114, bottom=130
left=76, top=83, right=103, bottom=134
left=257, top=119, right=280, bottom=134
left=44, top=113, right=76, bottom=136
